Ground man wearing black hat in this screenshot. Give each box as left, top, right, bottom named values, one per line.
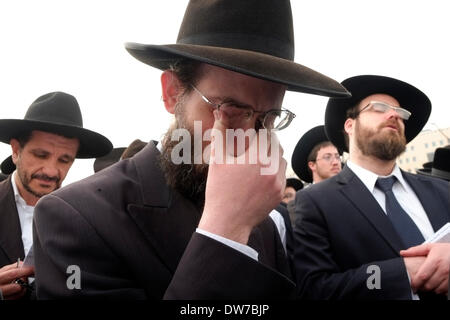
left=417, top=145, right=450, bottom=181
left=32, top=0, right=349, bottom=299
left=291, top=125, right=342, bottom=185
left=0, top=92, right=112, bottom=300
left=293, top=75, right=450, bottom=299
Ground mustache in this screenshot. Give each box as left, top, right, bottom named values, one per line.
left=379, top=119, right=400, bottom=130
left=31, top=173, right=60, bottom=183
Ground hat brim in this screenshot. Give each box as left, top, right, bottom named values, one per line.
left=0, top=120, right=113, bottom=158
left=325, top=75, right=431, bottom=152
left=286, top=178, right=303, bottom=191
left=93, top=147, right=126, bottom=173
left=291, top=125, right=338, bottom=183
left=125, top=42, right=351, bottom=98
left=416, top=168, right=450, bottom=181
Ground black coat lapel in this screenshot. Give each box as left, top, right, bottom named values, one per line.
left=0, top=176, right=25, bottom=265
left=402, top=172, right=449, bottom=232
left=337, top=167, right=404, bottom=255
left=126, top=142, right=201, bottom=274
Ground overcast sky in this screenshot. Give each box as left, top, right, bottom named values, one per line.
left=1, top=0, right=449, bottom=185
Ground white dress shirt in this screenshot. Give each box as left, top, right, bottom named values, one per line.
left=346, top=160, right=435, bottom=240
left=11, top=171, right=35, bottom=257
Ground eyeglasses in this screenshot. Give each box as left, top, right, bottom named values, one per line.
left=356, top=101, right=411, bottom=120
left=314, top=153, right=341, bottom=163
left=190, top=84, right=296, bottom=131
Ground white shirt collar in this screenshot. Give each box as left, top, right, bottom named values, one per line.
left=346, top=160, right=407, bottom=193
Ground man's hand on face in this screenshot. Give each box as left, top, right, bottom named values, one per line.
left=401, top=243, right=450, bottom=295
left=0, top=262, right=34, bottom=300
left=199, top=110, right=287, bottom=245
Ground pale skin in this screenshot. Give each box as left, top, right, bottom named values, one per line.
left=345, top=93, right=450, bottom=295
left=0, top=130, right=79, bottom=299
left=161, top=63, right=287, bottom=245
left=308, top=144, right=341, bottom=183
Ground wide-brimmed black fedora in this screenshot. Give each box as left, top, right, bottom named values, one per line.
left=93, top=147, right=126, bottom=173
left=125, top=0, right=350, bottom=98
left=417, top=146, right=450, bottom=181
left=291, top=125, right=341, bottom=183
left=1, top=155, right=15, bottom=175
left=286, top=177, right=303, bottom=192
left=325, top=75, right=431, bottom=152
left=0, top=92, right=113, bottom=158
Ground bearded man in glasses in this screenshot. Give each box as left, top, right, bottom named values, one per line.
left=293, top=75, right=450, bottom=300
left=32, top=0, right=350, bottom=299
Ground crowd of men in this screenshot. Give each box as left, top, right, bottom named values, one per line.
left=0, top=0, right=449, bottom=301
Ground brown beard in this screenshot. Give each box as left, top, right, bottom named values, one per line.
left=355, top=119, right=406, bottom=160
left=159, top=116, right=209, bottom=210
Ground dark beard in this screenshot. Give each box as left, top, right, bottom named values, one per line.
left=17, top=164, right=61, bottom=198
left=159, top=121, right=209, bottom=210
left=355, top=119, right=406, bottom=161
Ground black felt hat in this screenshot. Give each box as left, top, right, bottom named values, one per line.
left=0, top=92, right=113, bottom=158
left=286, top=177, right=304, bottom=191
left=93, top=147, right=126, bottom=173
left=291, top=125, right=340, bottom=183
left=125, top=0, right=350, bottom=98
left=417, top=146, right=450, bottom=181
left=325, top=75, right=431, bottom=152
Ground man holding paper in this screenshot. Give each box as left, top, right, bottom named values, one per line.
left=293, top=75, right=450, bottom=300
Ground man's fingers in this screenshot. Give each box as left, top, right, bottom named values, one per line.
left=0, top=267, right=34, bottom=285
left=0, top=283, right=26, bottom=299
left=400, top=244, right=431, bottom=257
left=411, top=258, right=437, bottom=290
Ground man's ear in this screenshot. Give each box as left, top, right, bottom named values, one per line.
left=344, top=118, right=354, bottom=137
left=10, top=139, right=21, bottom=165
left=161, top=70, right=183, bottom=114
left=307, top=160, right=316, bottom=172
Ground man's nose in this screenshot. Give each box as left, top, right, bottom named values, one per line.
left=41, top=162, right=59, bottom=178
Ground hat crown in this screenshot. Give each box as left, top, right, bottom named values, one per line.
left=24, top=91, right=83, bottom=128
left=433, top=147, right=450, bottom=170
left=176, top=0, right=294, bottom=60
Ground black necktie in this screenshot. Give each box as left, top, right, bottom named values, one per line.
left=376, top=176, right=425, bottom=249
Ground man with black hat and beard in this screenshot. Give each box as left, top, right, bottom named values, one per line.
left=0, top=92, right=112, bottom=300
left=293, top=75, right=450, bottom=300
left=32, top=0, right=349, bottom=299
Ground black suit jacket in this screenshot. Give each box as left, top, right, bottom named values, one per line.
left=0, top=176, right=25, bottom=268
left=293, top=166, right=449, bottom=300
left=33, top=142, right=294, bottom=299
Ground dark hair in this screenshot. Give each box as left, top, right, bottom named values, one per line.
left=343, top=102, right=362, bottom=150
left=14, top=131, right=33, bottom=148
left=307, top=141, right=333, bottom=163
left=169, top=59, right=203, bottom=96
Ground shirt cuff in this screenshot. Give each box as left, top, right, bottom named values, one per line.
left=196, top=228, right=259, bottom=261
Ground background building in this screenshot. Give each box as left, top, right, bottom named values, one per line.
left=398, top=126, right=450, bottom=173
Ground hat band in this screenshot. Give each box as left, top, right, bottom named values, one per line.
left=431, top=168, right=450, bottom=180
left=177, top=33, right=294, bottom=60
